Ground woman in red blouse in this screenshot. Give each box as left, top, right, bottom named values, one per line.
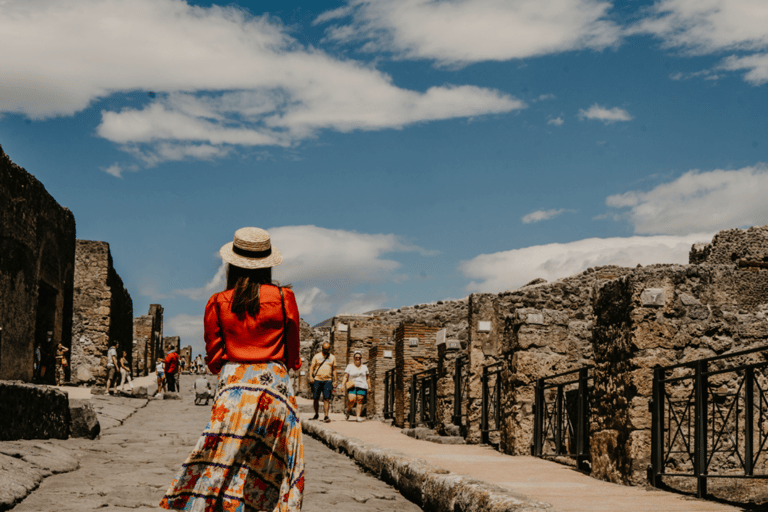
left=161, top=227, right=304, bottom=512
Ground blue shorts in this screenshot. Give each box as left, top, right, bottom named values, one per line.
left=313, top=380, right=333, bottom=400
left=348, top=387, right=367, bottom=396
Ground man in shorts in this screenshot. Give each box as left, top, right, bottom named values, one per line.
left=106, top=343, right=119, bottom=395
left=308, top=343, right=336, bottom=423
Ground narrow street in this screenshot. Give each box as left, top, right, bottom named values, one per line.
left=11, top=375, right=420, bottom=511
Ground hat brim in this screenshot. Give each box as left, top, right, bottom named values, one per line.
left=220, top=242, right=283, bottom=269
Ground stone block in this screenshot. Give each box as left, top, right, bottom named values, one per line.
left=589, top=429, right=627, bottom=485
left=526, top=314, right=544, bottom=325
left=0, top=381, right=70, bottom=441
left=163, top=392, right=181, bottom=400
left=627, top=397, right=650, bottom=430
left=640, top=288, right=666, bottom=307
left=132, top=386, right=148, bottom=398
left=678, top=293, right=701, bottom=306
left=69, top=399, right=100, bottom=439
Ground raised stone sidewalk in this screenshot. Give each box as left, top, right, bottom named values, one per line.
left=0, top=376, right=154, bottom=510
left=298, top=398, right=742, bottom=512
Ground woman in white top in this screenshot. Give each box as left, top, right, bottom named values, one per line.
left=341, top=351, right=371, bottom=422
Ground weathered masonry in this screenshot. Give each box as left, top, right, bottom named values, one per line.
left=0, top=146, right=76, bottom=383
left=70, top=240, right=133, bottom=385
left=315, top=225, right=768, bottom=501
left=132, top=304, right=163, bottom=377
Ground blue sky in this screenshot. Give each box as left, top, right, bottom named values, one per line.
left=2, top=0, right=767, bottom=356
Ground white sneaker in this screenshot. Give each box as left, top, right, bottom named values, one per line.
left=357, top=417, right=363, bottom=422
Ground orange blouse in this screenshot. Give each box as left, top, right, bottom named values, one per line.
left=204, top=285, right=302, bottom=375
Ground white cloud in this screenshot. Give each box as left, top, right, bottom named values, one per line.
left=174, top=261, right=227, bottom=300
left=721, top=53, right=768, bottom=85
left=460, top=233, right=712, bottom=293
left=606, top=164, right=768, bottom=235
left=578, top=104, right=633, bottom=123
left=547, top=117, right=564, bottom=126
left=635, top=0, right=768, bottom=84
left=538, top=94, right=556, bottom=101
left=0, top=0, right=523, bottom=164
left=636, top=0, right=768, bottom=55
left=522, top=208, right=570, bottom=223
left=319, top=0, right=622, bottom=66
left=165, top=313, right=205, bottom=356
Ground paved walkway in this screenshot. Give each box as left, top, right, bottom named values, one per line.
left=9, top=375, right=417, bottom=511
left=298, top=398, right=743, bottom=512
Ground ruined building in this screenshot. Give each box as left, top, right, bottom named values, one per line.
left=132, top=304, right=163, bottom=376
left=70, top=240, right=133, bottom=385
left=0, top=146, right=75, bottom=383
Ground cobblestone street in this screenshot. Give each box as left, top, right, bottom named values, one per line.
left=9, top=375, right=419, bottom=511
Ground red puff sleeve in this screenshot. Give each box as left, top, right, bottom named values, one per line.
left=204, top=293, right=226, bottom=375
left=282, top=288, right=302, bottom=371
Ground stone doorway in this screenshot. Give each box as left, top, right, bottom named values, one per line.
left=35, top=281, right=58, bottom=384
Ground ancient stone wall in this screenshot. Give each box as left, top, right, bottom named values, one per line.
left=394, top=323, right=440, bottom=428
left=148, top=304, right=163, bottom=367
left=488, top=266, right=635, bottom=453
left=133, top=316, right=152, bottom=376
left=690, top=225, right=768, bottom=265
left=0, top=146, right=76, bottom=383
left=162, top=336, right=180, bottom=355
left=180, top=345, right=192, bottom=370
left=368, top=344, right=395, bottom=418
left=592, top=260, right=768, bottom=485
left=435, top=342, right=466, bottom=436
left=70, top=241, right=133, bottom=385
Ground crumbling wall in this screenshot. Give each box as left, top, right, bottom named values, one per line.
left=162, top=336, right=180, bottom=355
left=70, top=241, right=133, bottom=385
left=0, top=146, right=75, bottom=383
left=368, top=344, right=395, bottom=418
left=394, top=322, right=440, bottom=428
left=180, top=345, right=192, bottom=370
left=435, top=342, right=466, bottom=436
left=592, top=260, right=768, bottom=485
left=690, top=225, right=768, bottom=265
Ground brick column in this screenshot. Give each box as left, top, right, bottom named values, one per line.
left=368, top=345, right=395, bottom=419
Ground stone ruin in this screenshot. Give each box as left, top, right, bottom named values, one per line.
left=70, top=240, right=134, bottom=385
left=132, top=304, right=163, bottom=376
left=310, top=225, right=768, bottom=497
left=0, top=145, right=76, bottom=384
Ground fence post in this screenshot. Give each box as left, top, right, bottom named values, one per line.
left=745, top=366, right=754, bottom=476
left=577, top=367, right=589, bottom=468
left=695, top=359, right=708, bottom=499
left=651, top=365, right=664, bottom=487
left=410, top=373, right=417, bottom=427
left=533, top=378, right=543, bottom=456
left=555, top=384, right=564, bottom=455
left=430, top=369, right=437, bottom=428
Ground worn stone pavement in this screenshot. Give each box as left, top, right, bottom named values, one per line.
left=9, top=375, right=419, bottom=511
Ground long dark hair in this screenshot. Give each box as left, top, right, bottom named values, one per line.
left=226, top=265, right=273, bottom=316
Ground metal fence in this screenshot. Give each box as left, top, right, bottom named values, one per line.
left=409, top=368, right=437, bottom=428
left=533, top=366, right=591, bottom=469
left=453, top=355, right=469, bottom=426
left=383, top=368, right=396, bottom=419
left=651, top=345, right=768, bottom=498
left=481, top=361, right=504, bottom=444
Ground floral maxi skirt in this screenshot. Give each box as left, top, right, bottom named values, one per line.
left=160, top=362, right=304, bottom=511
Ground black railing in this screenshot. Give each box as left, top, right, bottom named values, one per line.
left=383, top=368, right=396, bottom=419
left=453, top=355, right=468, bottom=426
left=409, top=368, right=437, bottom=427
left=651, top=345, right=768, bottom=498
left=533, top=366, right=591, bottom=469
left=481, top=361, right=504, bottom=444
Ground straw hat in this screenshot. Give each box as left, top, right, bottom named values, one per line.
left=220, top=227, right=283, bottom=269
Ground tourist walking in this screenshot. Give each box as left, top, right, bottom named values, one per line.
left=106, top=343, right=119, bottom=395
left=341, top=351, right=370, bottom=422
left=119, top=350, right=134, bottom=391
left=164, top=349, right=179, bottom=392
left=160, top=227, right=304, bottom=512
left=308, top=342, right=336, bottom=422
left=155, top=358, right=165, bottom=396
